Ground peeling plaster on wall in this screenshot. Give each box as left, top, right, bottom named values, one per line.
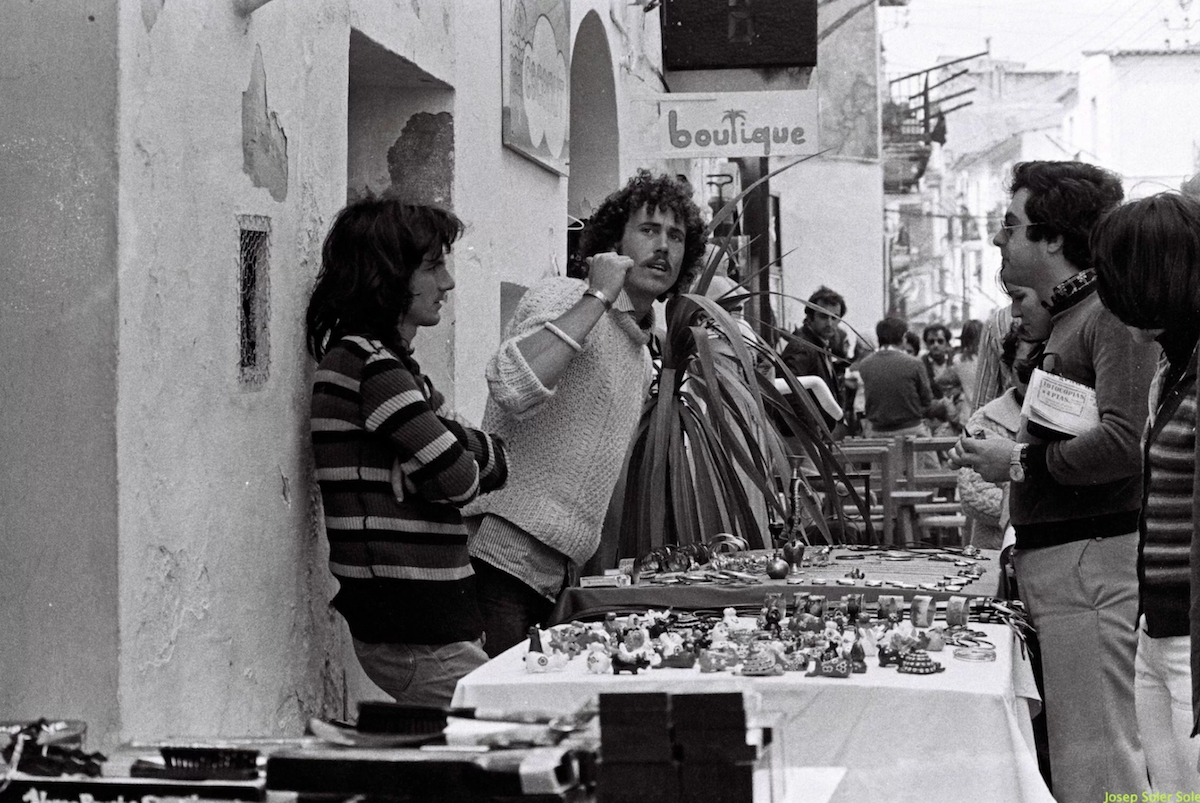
left=818, top=0, right=880, bottom=161
left=827, top=74, right=878, bottom=157
left=242, top=46, right=289, bottom=202
left=387, top=111, right=453, bottom=206
left=132, top=546, right=212, bottom=671
left=140, top=0, right=163, bottom=32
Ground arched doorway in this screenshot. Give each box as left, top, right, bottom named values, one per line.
left=567, top=11, right=618, bottom=227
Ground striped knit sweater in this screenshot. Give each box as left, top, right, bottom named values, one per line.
left=1140, top=348, right=1197, bottom=637
left=311, top=335, right=507, bottom=644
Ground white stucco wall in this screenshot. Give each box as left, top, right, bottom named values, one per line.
left=1111, top=53, right=1200, bottom=196
left=777, top=157, right=884, bottom=338
left=110, top=0, right=659, bottom=743
left=116, top=0, right=370, bottom=741
left=1074, top=55, right=1115, bottom=167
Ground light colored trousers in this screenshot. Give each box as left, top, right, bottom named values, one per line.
left=1014, top=534, right=1147, bottom=803
left=1135, top=621, right=1199, bottom=794
left=352, top=637, right=488, bottom=708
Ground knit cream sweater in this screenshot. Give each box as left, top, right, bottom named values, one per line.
left=465, top=277, right=653, bottom=566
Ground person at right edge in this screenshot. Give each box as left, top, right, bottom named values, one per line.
left=1092, top=192, right=1200, bottom=795
left=951, top=161, right=1156, bottom=803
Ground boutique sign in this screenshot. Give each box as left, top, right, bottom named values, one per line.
left=633, top=91, right=818, bottom=159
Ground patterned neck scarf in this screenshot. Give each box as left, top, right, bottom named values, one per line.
left=1044, top=268, right=1097, bottom=316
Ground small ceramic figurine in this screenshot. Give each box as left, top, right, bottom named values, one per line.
left=806, top=656, right=851, bottom=678
left=806, top=595, right=828, bottom=618
left=656, top=649, right=698, bottom=669
left=758, top=593, right=784, bottom=636
left=612, top=650, right=650, bottom=674
left=722, top=607, right=740, bottom=628
left=924, top=628, right=946, bottom=652
left=877, top=647, right=902, bottom=668
left=697, top=648, right=723, bottom=673
left=524, top=651, right=551, bottom=673
left=657, top=631, right=685, bottom=657
left=740, top=645, right=784, bottom=676
left=586, top=643, right=612, bottom=674
left=781, top=650, right=809, bottom=672
left=897, top=649, right=945, bottom=675
left=548, top=628, right=581, bottom=657
left=849, top=637, right=868, bottom=673
left=527, top=626, right=544, bottom=653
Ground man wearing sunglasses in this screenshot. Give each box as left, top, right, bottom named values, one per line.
left=950, top=161, right=1157, bottom=803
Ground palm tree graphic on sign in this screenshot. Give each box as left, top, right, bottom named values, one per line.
left=722, top=109, right=746, bottom=141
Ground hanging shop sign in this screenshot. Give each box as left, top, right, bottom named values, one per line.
left=501, top=0, right=570, bottom=175
left=660, top=0, right=818, bottom=71
left=632, top=91, right=818, bottom=159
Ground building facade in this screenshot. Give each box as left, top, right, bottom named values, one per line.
left=1, top=0, right=884, bottom=749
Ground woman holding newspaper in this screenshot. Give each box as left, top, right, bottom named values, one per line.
left=1090, top=192, right=1200, bottom=795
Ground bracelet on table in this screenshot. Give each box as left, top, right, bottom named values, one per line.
left=582, top=287, right=614, bottom=309
left=953, top=646, right=997, bottom=662
left=543, top=321, right=583, bottom=353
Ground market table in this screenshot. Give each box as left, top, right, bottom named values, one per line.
left=551, top=547, right=1002, bottom=625
left=454, top=621, right=1050, bottom=803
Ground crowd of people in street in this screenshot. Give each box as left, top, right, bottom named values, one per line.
left=302, top=158, right=1200, bottom=803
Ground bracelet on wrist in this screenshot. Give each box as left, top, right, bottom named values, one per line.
left=583, top=287, right=614, bottom=309
left=543, top=321, right=583, bottom=353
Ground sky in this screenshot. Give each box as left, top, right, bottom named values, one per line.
left=880, top=0, right=1199, bottom=77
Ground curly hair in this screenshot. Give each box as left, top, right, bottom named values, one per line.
left=305, top=198, right=464, bottom=358
left=576, top=169, right=706, bottom=298
left=1092, top=191, right=1200, bottom=332
left=1009, top=161, right=1124, bottom=271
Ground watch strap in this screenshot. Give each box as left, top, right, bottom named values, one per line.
left=1009, top=443, right=1027, bottom=481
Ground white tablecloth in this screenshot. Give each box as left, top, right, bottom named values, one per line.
left=453, top=622, right=1053, bottom=803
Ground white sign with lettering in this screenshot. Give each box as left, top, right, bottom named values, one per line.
left=632, top=91, right=819, bottom=159
left=502, top=0, right=570, bottom=175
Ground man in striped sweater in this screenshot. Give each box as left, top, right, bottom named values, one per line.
left=1093, top=192, right=1200, bottom=794
left=307, top=200, right=508, bottom=706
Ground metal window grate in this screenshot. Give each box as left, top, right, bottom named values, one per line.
left=237, top=215, right=271, bottom=388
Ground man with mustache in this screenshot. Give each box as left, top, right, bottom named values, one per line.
left=464, top=171, right=706, bottom=657
left=951, top=161, right=1156, bottom=803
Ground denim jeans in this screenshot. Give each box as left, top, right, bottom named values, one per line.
left=352, top=638, right=488, bottom=708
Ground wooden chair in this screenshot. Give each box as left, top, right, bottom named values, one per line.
left=830, top=437, right=901, bottom=545
left=900, top=435, right=967, bottom=546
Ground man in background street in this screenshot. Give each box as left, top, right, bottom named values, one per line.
left=782, top=285, right=848, bottom=433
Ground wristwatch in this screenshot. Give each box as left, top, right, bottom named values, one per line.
left=583, top=287, right=614, bottom=309
left=1009, top=443, right=1028, bottom=482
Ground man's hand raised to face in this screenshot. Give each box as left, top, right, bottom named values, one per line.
left=586, top=252, right=634, bottom=300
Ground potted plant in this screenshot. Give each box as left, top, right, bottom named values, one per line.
left=616, top=159, right=873, bottom=563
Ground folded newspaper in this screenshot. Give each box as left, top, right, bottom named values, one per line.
left=1020, top=368, right=1100, bottom=437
